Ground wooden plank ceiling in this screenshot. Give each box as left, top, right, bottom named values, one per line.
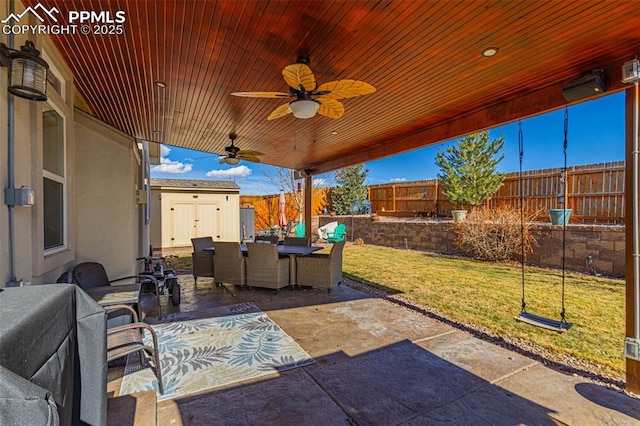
left=25, top=0, right=640, bottom=174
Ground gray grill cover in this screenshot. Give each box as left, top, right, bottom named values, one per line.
left=0, top=284, right=107, bottom=425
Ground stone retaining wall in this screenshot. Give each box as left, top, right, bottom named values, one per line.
left=314, top=216, right=625, bottom=278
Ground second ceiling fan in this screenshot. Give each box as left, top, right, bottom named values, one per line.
left=219, top=133, right=263, bottom=165
left=231, top=56, right=375, bottom=120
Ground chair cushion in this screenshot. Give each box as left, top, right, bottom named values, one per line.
left=318, top=221, right=338, bottom=239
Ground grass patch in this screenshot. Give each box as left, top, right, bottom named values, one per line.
left=342, top=244, right=625, bottom=380
left=166, top=254, right=192, bottom=274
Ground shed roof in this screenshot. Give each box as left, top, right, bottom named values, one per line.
left=150, top=179, right=240, bottom=192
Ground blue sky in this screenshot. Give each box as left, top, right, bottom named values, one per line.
left=151, top=92, right=625, bottom=194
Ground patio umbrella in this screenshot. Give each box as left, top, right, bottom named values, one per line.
left=278, top=189, right=287, bottom=230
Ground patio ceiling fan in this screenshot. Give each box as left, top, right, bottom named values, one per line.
left=218, top=133, right=263, bottom=165
left=231, top=55, right=376, bottom=120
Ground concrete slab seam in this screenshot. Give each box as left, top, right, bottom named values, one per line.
left=411, top=329, right=460, bottom=344
left=486, top=360, right=540, bottom=386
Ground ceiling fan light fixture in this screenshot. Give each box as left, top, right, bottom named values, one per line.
left=225, top=157, right=240, bottom=165
left=289, top=99, right=319, bottom=119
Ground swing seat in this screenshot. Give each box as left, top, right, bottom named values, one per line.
left=514, top=311, right=572, bottom=333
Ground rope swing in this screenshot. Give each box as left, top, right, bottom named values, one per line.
left=514, top=109, right=573, bottom=332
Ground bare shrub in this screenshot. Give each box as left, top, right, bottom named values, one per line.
left=354, top=237, right=365, bottom=245
left=454, top=205, right=537, bottom=262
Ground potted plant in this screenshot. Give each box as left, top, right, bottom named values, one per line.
left=451, top=209, right=468, bottom=223
left=435, top=131, right=505, bottom=222
left=549, top=169, right=572, bottom=225
left=549, top=208, right=571, bottom=225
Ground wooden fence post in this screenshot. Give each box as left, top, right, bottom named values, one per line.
left=565, top=168, right=571, bottom=212
left=434, top=180, right=439, bottom=216
left=392, top=184, right=396, bottom=212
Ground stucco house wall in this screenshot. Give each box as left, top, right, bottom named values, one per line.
left=74, top=110, right=141, bottom=278
left=0, top=2, right=145, bottom=285
left=0, top=26, right=80, bottom=285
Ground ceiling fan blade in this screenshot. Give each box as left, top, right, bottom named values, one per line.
left=239, top=155, right=262, bottom=163
left=237, top=149, right=264, bottom=156
left=282, top=63, right=316, bottom=92
left=315, top=80, right=376, bottom=100
left=316, top=98, right=345, bottom=119
left=192, top=154, right=217, bottom=161
left=267, top=103, right=293, bottom=121
left=230, top=91, right=292, bottom=98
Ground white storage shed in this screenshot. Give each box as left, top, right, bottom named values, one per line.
left=150, top=179, right=241, bottom=253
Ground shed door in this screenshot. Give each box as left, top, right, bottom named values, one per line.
left=171, top=202, right=196, bottom=247
left=196, top=203, right=219, bottom=239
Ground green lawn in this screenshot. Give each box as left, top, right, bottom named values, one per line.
left=341, top=244, right=626, bottom=380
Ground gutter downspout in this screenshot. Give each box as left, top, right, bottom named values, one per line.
left=142, top=140, right=151, bottom=256
left=5, top=0, right=18, bottom=287
left=634, top=80, right=640, bottom=339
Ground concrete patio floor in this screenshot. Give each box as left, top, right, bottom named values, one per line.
left=108, top=274, right=640, bottom=425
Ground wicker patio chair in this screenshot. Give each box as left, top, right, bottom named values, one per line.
left=245, top=243, right=289, bottom=292
left=213, top=242, right=246, bottom=288
left=296, top=241, right=345, bottom=293
left=105, top=304, right=164, bottom=394
left=255, top=235, right=279, bottom=244
left=191, top=237, right=215, bottom=283
left=283, top=236, right=310, bottom=246
left=72, top=262, right=161, bottom=316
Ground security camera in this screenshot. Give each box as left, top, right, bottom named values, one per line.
left=294, top=168, right=313, bottom=179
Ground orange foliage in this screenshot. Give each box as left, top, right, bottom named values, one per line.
left=240, top=188, right=330, bottom=230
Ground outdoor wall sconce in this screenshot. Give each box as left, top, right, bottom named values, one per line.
left=0, top=41, right=49, bottom=101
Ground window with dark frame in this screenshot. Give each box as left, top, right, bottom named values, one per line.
left=42, top=106, right=65, bottom=250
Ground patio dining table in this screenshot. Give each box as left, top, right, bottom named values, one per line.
left=205, top=244, right=323, bottom=287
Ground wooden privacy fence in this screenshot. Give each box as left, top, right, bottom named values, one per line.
left=368, top=161, right=625, bottom=223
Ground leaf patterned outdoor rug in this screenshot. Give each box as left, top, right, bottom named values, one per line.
left=119, top=302, right=314, bottom=401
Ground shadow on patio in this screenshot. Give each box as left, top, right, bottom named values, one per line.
left=108, top=276, right=640, bottom=425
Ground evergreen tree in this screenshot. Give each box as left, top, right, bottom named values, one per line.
left=330, top=164, right=369, bottom=214
left=435, top=131, right=505, bottom=207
